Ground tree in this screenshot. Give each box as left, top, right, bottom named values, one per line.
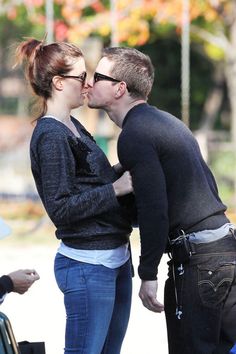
left=2, top=1, right=235, bottom=132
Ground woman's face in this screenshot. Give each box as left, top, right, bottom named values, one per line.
left=60, top=57, right=87, bottom=110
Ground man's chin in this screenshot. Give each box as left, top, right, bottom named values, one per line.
left=87, top=101, right=99, bottom=109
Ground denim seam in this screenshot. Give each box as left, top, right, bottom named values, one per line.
left=79, top=265, right=89, bottom=354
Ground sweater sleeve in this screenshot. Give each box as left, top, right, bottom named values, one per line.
left=118, top=126, right=168, bottom=280
left=0, top=275, right=14, bottom=303
left=32, top=131, right=119, bottom=226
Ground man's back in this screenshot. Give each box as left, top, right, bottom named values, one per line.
left=118, top=103, right=228, bottom=279
left=119, top=102, right=228, bottom=234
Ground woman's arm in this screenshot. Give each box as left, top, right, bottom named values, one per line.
left=32, top=132, right=132, bottom=226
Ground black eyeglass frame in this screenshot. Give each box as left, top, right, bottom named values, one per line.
left=60, top=71, right=87, bottom=84
left=93, top=72, right=130, bottom=92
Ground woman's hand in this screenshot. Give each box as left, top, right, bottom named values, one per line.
left=113, top=171, right=133, bottom=196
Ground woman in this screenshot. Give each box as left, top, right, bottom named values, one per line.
left=16, top=38, right=133, bottom=354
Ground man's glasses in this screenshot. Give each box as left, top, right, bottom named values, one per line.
left=60, top=71, right=87, bottom=84
left=93, top=72, right=130, bottom=91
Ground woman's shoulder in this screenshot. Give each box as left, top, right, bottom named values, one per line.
left=30, top=118, right=69, bottom=148
left=34, top=118, right=68, bottom=136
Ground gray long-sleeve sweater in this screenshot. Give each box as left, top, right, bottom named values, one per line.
left=30, top=117, right=132, bottom=249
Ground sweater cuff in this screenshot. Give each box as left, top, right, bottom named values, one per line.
left=138, top=263, right=158, bottom=281
left=105, top=183, right=120, bottom=208
left=0, top=275, right=14, bottom=296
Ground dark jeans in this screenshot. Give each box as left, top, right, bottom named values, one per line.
left=164, top=232, right=236, bottom=354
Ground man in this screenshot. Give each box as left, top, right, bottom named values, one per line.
left=87, top=47, right=236, bottom=354
left=0, top=218, right=40, bottom=304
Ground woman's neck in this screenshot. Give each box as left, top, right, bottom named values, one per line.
left=45, top=111, right=71, bottom=123
left=45, top=100, right=71, bottom=123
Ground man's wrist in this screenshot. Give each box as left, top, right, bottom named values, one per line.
left=112, top=163, right=125, bottom=175
left=138, top=267, right=157, bottom=281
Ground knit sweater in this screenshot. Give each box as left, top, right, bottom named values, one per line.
left=30, top=117, right=132, bottom=249
left=118, top=103, right=229, bottom=280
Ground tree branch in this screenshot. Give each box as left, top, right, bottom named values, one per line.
left=190, top=24, right=230, bottom=52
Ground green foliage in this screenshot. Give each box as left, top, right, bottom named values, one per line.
left=138, top=36, right=218, bottom=129
left=54, top=3, right=63, bottom=19
left=0, top=97, right=18, bottom=115
left=0, top=13, right=30, bottom=47
left=204, top=43, right=225, bottom=61
left=210, top=150, right=236, bottom=206
left=0, top=2, right=230, bottom=130
left=138, top=38, right=181, bottom=119
left=82, top=6, right=97, bottom=16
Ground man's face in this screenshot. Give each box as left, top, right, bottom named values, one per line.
left=87, top=57, right=118, bottom=109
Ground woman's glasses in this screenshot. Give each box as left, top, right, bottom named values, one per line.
left=60, top=71, right=87, bottom=84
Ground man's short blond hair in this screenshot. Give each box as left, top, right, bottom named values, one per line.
left=102, top=47, right=154, bottom=100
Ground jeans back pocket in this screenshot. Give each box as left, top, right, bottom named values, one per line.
left=197, top=260, right=235, bottom=308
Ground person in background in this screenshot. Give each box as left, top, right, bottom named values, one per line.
left=0, top=269, right=40, bottom=304
left=87, top=46, right=236, bottom=354
left=15, top=38, right=134, bottom=354
left=0, top=218, right=39, bottom=304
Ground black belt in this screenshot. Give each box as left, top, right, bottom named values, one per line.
left=168, top=229, right=236, bottom=264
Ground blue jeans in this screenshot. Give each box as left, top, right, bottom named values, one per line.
left=230, top=344, right=236, bottom=354
left=54, top=253, right=132, bottom=354
left=165, top=232, right=236, bottom=354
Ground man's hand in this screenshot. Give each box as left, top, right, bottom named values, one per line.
left=8, top=269, right=40, bottom=294
left=139, top=280, right=164, bottom=313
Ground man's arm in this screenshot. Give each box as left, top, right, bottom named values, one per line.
left=118, top=126, right=167, bottom=312
left=118, top=130, right=168, bottom=279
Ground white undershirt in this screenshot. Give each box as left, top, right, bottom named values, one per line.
left=57, top=242, right=130, bottom=269
left=188, top=222, right=235, bottom=243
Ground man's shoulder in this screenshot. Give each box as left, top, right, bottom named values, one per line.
left=121, top=104, right=174, bottom=136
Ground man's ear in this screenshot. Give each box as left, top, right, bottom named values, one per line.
left=115, top=81, right=127, bottom=98
left=52, top=76, right=63, bottom=91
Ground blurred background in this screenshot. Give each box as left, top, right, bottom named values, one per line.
left=1, top=0, right=236, bottom=353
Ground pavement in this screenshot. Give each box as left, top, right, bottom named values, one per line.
left=0, top=239, right=169, bottom=354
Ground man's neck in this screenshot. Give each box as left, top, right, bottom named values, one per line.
left=107, top=99, right=146, bottom=128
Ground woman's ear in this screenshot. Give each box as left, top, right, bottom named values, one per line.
left=52, top=76, right=63, bottom=91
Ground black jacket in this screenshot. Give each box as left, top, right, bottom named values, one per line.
left=0, top=275, right=13, bottom=303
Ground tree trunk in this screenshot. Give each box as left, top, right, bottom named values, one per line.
left=195, top=64, right=224, bottom=162
left=224, top=1, right=236, bottom=205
